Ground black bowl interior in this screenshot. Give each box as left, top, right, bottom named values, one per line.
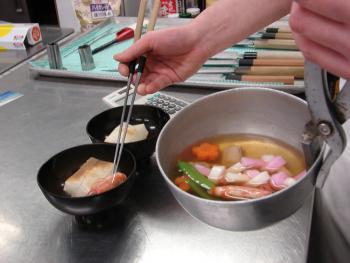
left=86, top=105, right=170, bottom=160
left=37, top=144, right=137, bottom=216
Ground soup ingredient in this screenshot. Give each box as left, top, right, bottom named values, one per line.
left=222, top=171, right=250, bottom=184
left=178, top=161, right=215, bottom=190
left=264, top=156, right=287, bottom=172
left=279, top=166, right=292, bottom=176
left=227, top=162, right=247, bottom=173
left=192, top=143, right=220, bottom=161
left=175, top=175, right=186, bottom=185
left=186, top=178, right=215, bottom=200
left=221, top=145, right=242, bottom=166
left=88, top=173, right=127, bottom=196
left=283, top=177, right=296, bottom=187
left=193, top=163, right=211, bottom=177
left=178, top=181, right=190, bottom=192
left=261, top=155, right=275, bottom=162
left=210, top=185, right=272, bottom=200
left=208, top=165, right=226, bottom=183
left=245, top=169, right=260, bottom=178
left=174, top=175, right=190, bottom=192
left=241, top=157, right=265, bottom=169
left=105, top=122, right=148, bottom=143
left=270, top=171, right=289, bottom=190
left=258, top=183, right=274, bottom=192
left=63, top=157, right=127, bottom=197
left=173, top=135, right=306, bottom=201
left=246, top=171, right=270, bottom=186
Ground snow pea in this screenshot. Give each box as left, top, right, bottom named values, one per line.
left=178, top=161, right=215, bottom=190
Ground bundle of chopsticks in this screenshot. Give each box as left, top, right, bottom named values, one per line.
left=111, top=0, right=160, bottom=180
left=202, top=25, right=304, bottom=85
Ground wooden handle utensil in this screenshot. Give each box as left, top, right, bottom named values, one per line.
left=253, top=39, right=298, bottom=50
left=243, top=51, right=304, bottom=60
left=226, top=74, right=295, bottom=84
left=239, top=58, right=304, bottom=67
left=234, top=66, right=304, bottom=78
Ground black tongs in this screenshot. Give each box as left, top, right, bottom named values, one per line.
left=304, top=60, right=350, bottom=188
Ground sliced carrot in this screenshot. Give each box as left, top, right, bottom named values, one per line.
left=192, top=143, right=220, bottom=161
left=179, top=181, right=190, bottom=192
left=175, top=175, right=186, bottom=185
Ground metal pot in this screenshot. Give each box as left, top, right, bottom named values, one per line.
left=156, top=88, right=324, bottom=231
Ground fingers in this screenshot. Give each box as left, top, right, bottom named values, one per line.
left=295, top=0, right=350, bottom=23
left=292, top=31, right=350, bottom=80
left=118, top=62, right=130, bottom=76
left=290, top=1, right=350, bottom=79
left=145, top=74, right=173, bottom=93
left=113, top=32, right=155, bottom=63
left=136, top=83, right=148, bottom=95
left=289, top=3, right=350, bottom=58
left=115, top=32, right=157, bottom=77
left=137, top=73, right=173, bottom=95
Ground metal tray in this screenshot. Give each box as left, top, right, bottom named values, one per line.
left=29, top=17, right=304, bottom=94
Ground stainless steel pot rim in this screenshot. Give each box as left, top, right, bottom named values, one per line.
left=156, top=87, right=324, bottom=205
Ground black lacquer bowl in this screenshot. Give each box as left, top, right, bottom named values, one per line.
left=37, top=144, right=137, bottom=216
left=86, top=105, right=170, bottom=161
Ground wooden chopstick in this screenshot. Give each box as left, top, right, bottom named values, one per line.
left=234, top=66, right=304, bottom=78
left=253, top=39, right=298, bottom=50
left=134, top=0, right=148, bottom=42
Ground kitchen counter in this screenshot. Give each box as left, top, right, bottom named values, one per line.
left=0, top=18, right=313, bottom=263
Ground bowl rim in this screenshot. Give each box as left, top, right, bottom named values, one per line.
left=156, top=87, right=325, bottom=205
left=37, top=143, right=137, bottom=200
left=86, top=104, right=170, bottom=143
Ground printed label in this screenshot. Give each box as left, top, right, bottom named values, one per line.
left=167, top=0, right=177, bottom=13
left=31, top=26, right=41, bottom=42
left=160, top=0, right=177, bottom=16
left=90, top=3, right=113, bottom=20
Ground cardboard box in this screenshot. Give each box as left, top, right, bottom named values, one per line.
left=0, top=23, right=42, bottom=50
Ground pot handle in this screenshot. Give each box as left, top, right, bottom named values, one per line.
left=304, top=60, right=348, bottom=188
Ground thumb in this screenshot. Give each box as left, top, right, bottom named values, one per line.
left=113, top=32, right=155, bottom=63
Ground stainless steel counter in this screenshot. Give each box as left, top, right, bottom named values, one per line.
left=0, top=21, right=313, bottom=263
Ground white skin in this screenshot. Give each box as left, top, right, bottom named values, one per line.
left=114, top=0, right=350, bottom=95
left=290, top=0, right=350, bottom=80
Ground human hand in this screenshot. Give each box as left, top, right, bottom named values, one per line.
left=114, top=25, right=209, bottom=95
left=289, top=0, right=350, bottom=80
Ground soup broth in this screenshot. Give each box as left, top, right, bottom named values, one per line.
left=172, top=134, right=306, bottom=201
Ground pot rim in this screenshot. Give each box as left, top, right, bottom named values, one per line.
left=156, top=87, right=325, bottom=205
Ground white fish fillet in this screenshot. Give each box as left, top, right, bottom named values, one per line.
left=104, top=123, right=149, bottom=143
left=63, top=157, right=114, bottom=197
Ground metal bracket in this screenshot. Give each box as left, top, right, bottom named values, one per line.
left=335, top=81, right=350, bottom=123
left=301, top=121, right=322, bottom=170
left=304, top=60, right=348, bottom=188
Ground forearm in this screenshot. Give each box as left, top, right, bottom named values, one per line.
left=190, top=0, right=292, bottom=57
